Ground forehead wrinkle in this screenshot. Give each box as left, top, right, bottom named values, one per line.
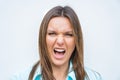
left=47, top=23, right=73, bottom=33
left=47, top=27, right=73, bottom=33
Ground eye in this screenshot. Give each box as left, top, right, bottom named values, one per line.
left=65, top=33, right=73, bottom=37
left=48, top=32, right=56, bottom=36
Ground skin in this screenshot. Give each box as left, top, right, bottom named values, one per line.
left=46, top=17, right=75, bottom=79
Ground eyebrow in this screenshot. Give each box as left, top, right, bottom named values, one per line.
left=47, top=30, right=73, bottom=33
left=47, top=30, right=55, bottom=32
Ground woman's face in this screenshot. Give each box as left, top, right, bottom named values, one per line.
left=46, top=17, right=75, bottom=67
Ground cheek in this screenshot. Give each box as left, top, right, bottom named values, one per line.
left=66, top=38, right=75, bottom=51
left=46, top=36, right=55, bottom=48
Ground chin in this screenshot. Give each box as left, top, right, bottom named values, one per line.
left=51, top=59, right=68, bottom=67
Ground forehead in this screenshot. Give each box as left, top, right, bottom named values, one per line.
left=47, top=17, right=73, bottom=31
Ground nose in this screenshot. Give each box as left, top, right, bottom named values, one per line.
left=56, top=35, right=64, bottom=46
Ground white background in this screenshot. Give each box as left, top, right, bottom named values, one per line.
left=0, top=0, right=120, bottom=80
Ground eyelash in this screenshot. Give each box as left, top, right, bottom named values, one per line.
left=65, top=34, right=73, bottom=37
left=48, top=32, right=56, bottom=35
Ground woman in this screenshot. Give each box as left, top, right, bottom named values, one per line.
left=12, top=6, right=102, bottom=80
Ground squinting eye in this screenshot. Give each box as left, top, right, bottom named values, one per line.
left=48, top=33, right=56, bottom=36
left=65, top=34, right=73, bottom=37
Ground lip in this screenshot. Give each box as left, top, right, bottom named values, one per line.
left=54, top=48, right=65, bottom=53
left=53, top=48, right=66, bottom=59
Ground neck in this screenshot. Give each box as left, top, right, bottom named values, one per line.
left=52, top=63, right=69, bottom=80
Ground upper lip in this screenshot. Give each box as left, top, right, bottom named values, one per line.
left=54, top=48, right=66, bottom=52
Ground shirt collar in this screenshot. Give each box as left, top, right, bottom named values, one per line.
left=67, top=61, right=76, bottom=80
left=34, top=62, right=76, bottom=80
left=33, top=64, right=41, bottom=80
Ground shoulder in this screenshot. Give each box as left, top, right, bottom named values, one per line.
left=84, top=67, right=103, bottom=80
left=10, top=66, right=32, bottom=80
left=10, top=65, right=42, bottom=80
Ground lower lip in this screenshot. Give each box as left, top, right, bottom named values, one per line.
left=53, top=52, right=65, bottom=59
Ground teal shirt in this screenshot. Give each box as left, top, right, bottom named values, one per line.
left=11, top=63, right=102, bottom=80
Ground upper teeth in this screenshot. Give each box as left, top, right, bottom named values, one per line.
left=54, top=49, right=65, bottom=52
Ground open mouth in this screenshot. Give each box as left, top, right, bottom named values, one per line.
left=53, top=48, right=66, bottom=59
left=54, top=48, right=65, bottom=54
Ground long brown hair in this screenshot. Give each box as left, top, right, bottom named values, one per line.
left=29, top=6, right=86, bottom=80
